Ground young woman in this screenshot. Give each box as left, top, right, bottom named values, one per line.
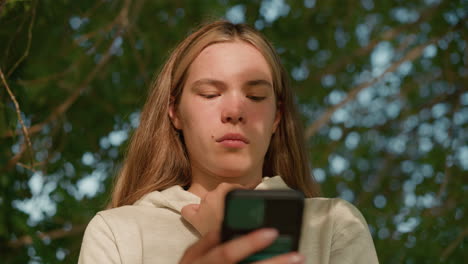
left=78, top=20, right=379, bottom=264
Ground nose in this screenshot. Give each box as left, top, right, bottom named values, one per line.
left=221, top=96, right=245, bottom=124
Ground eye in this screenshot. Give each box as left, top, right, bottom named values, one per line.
left=247, top=96, right=266, bottom=102
left=200, top=94, right=219, bottom=99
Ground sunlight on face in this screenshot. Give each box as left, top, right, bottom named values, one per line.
left=170, top=41, right=281, bottom=181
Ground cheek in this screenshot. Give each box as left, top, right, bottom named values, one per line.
left=248, top=104, right=277, bottom=131
left=179, top=102, right=216, bottom=133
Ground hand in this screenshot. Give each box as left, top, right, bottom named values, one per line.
left=181, top=182, right=246, bottom=236
left=179, top=228, right=305, bottom=264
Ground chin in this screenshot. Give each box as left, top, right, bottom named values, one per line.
left=204, top=153, right=263, bottom=179
left=215, top=167, right=250, bottom=178
left=212, top=163, right=257, bottom=179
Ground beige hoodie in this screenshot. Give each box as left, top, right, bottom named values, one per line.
left=78, top=176, right=379, bottom=263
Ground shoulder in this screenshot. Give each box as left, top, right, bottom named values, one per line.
left=97, top=205, right=143, bottom=222
left=79, top=210, right=126, bottom=264
left=302, top=198, right=379, bottom=263
left=305, top=197, right=369, bottom=234
left=85, top=202, right=184, bottom=236
left=305, top=197, right=366, bottom=221
left=80, top=207, right=147, bottom=264
left=82, top=212, right=114, bottom=240
left=82, top=204, right=156, bottom=242
left=83, top=206, right=140, bottom=238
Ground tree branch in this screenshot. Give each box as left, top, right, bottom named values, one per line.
left=125, top=28, right=147, bottom=81
left=436, top=156, right=450, bottom=199
left=26, top=36, right=120, bottom=134
left=304, top=36, right=443, bottom=139
left=75, top=0, right=130, bottom=44
left=81, top=0, right=106, bottom=18
left=2, top=0, right=132, bottom=139
left=7, top=224, right=86, bottom=248
left=6, top=0, right=37, bottom=77
left=14, top=1, right=120, bottom=87
left=2, top=141, right=26, bottom=172
left=0, top=0, right=7, bottom=14
left=355, top=154, right=395, bottom=206
left=441, top=226, right=468, bottom=260
left=16, top=53, right=88, bottom=86
left=436, top=83, right=461, bottom=202
left=308, top=0, right=445, bottom=82
left=73, top=17, right=121, bottom=45
left=0, top=68, right=34, bottom=168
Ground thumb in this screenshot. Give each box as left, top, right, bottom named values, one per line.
left=181, top=203, right=200, bottom=223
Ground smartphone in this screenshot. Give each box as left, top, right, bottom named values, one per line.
left=221, top=189, right=304, bottom=263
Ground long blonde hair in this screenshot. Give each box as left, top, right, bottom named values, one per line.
left=109, top=20, right=320, bottom=208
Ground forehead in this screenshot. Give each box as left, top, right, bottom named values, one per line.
left=186, top=40, right=272, bottom=82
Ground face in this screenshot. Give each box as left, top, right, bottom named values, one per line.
left=169, top=41, right=280, bottom=180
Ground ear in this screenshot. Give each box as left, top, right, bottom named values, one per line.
left=272, top=102, right=282, bottom=134
left=169, top=96, right=183, bottom=130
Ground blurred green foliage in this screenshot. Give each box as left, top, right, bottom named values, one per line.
left=0, top=0, right=466, bottom=263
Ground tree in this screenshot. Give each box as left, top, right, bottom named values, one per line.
left=0, top=0, right=466, bottom=263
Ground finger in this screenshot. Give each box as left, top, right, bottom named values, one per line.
left=252, top=252, right=305, bottom=264
left=213, top=183, right=247, bottom=203
left=217, top=182, right=246, bottom=194
left=203, top=183, right=246, bottom=205
left=179, top=230, right=220, bottom=264
left=204, top=228, right=279, bottom=263
left=181, top=204, right=200, bottom=223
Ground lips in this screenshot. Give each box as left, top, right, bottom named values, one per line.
left=216, top=133, right=250, bottom=144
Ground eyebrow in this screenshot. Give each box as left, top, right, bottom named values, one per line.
left=245, top=79, right=273, bottom=88
left=191, top=79, right=226, bottom=89
left=190, top=78, right=273, bottom=89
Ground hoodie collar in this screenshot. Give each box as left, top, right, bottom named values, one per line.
left=134, top=176, right=291, bottom=213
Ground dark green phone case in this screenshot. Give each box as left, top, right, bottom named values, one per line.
left=221, top=189, right=304, bottom=263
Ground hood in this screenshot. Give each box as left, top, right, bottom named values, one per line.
left=133, top=176, right=291, bottom=213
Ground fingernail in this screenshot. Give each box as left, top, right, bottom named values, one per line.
left=288, top=254, right=305, bottom=264
left=260, top=228, right=278, bottom=240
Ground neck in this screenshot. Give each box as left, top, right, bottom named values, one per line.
left=187, top=164, right=262, bottom=198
